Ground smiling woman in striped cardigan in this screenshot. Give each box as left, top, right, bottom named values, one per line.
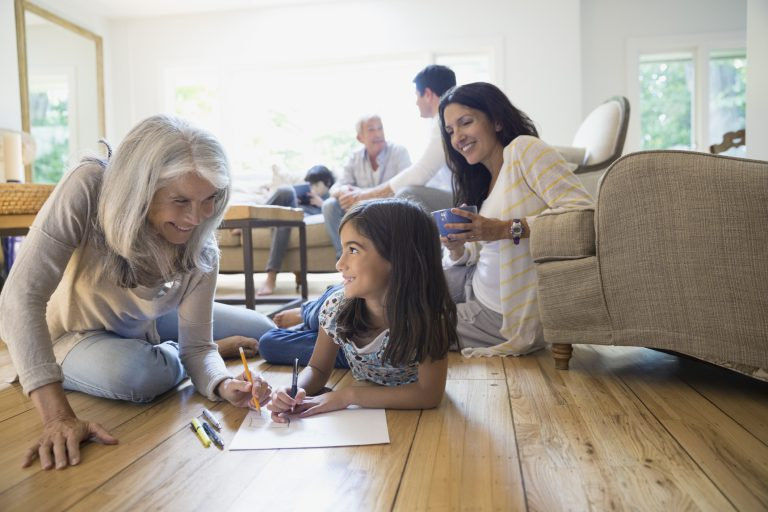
left=438, top=82, right=593, bottom=357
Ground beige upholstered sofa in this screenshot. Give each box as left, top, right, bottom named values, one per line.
left=531, top=150, right=768, bottom=381
left=218, top=206, right=337, bottom=274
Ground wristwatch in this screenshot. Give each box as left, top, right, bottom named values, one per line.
left=509, top=219, right=524, bottom=245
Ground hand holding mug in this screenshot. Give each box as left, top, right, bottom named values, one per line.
left=440, top=206, right=509, bottom=243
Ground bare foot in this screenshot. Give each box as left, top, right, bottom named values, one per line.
left=273, top=308, right=302, bottom=328
left=217, top=336, right=259, bottom=358
left=257, top=271, right=277, bottom=296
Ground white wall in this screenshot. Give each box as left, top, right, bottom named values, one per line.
left=0, top=0, right=21, bottom=130
left=107, top=0, right=582, bottom=146
left=746, top=0, right=768, bottom=160
left=581, top=0, right=746, bottom=150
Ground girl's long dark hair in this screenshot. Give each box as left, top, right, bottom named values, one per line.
left=335, top=199, right=457, bottom=366
left=438, top=82, right=539, bottom=209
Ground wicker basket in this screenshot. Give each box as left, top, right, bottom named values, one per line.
left=0, top=183, right=55, bottom=215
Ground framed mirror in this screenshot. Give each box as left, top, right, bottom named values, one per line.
left=15, top=0, right=105, bottom=183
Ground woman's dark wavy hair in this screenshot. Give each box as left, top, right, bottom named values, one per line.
left=335, top=199, right=457, bottom=367
left=438, top=82, right=539, bottom=209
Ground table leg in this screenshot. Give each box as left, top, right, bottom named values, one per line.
left=298, top=222, right=308, bottom=301
left=241, top=226, right=255, bottom=310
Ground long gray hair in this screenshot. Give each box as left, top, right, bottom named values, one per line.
left=94, top=114, right=230, bottom=287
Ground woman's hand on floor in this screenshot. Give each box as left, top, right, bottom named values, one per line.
left=217, top=335, right=259, bottom=358
left=24, top=415, right=118, bottom=470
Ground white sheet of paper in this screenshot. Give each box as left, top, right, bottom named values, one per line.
left=229, top=407, right=390, bottom=450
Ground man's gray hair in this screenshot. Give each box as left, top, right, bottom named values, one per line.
left=355, top=114, right=382, bottom=136
left=96, top=114, right=231, bottom=287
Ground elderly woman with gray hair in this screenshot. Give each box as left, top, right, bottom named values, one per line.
left=0, top=114, right=275, bottom=470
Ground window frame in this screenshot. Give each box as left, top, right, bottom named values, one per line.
left=625, top=31, right=746, bottom=153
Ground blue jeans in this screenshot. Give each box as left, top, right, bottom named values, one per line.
left=60, top=303, right=275, bottom=403
left=321, top=197, right=345, bottom=259
left=259, top=284, right=349, bottom=368
left=265, top=185, right=323, bottom=272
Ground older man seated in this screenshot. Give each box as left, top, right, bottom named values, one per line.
left=322, top=114, right=411, bottom=257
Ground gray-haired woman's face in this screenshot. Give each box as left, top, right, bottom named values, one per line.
left=147, top=173, right=218, bottom=245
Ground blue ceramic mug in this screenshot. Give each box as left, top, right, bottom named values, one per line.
left=432, top=205, right=478, bottom=236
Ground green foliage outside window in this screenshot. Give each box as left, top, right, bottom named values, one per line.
left=639, top=60, right=693, bottom=150
left=709, top=55, right=746, bottom=150
left=33, top=138, right=69, bottom=184
left=30, top=92, right=69, bottom=184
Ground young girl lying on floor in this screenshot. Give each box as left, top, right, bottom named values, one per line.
left=267, top=198, right=458, bottom=420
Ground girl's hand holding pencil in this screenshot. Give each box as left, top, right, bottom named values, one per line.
left=267, top=386, right=309, bottom=423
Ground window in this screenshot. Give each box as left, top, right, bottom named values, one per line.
left=709, top=50, right=746, bottom=156
left=436, top=53, right=492, bottom=85
left=164, top=52, right=493, bottom=189
left=29, top=73, right=71, bottom=183
left=627, top=33, right=746, bottom=154
left=639, top=53, right=695, bottom=150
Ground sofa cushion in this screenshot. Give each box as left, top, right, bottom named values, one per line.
left=217, top=213, right=333, bottom=249
left=572, top=100, right=622, bottom=165
left=217, top=229, right=241, bottom=247
left=249, top=213, right=331, bottom=249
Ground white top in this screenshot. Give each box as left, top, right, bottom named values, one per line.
left=471, top=177, right=506, bottom=313
left=444, top=136, right=594, bottom=357
left=388, top=118, right=452, bottom=193
left=0, top=163, right=231, bottom=399
left=331, top=142, right=411, bottom=193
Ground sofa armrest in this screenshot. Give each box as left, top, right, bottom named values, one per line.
left=530, top=208, right=595, bottom=262
left=224, top=204, right=304, bottom=222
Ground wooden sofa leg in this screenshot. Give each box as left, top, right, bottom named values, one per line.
left=552, top=344, right=573, bottom=370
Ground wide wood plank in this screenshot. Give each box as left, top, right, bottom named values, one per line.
left=394, top=378, right=525, bottom=511
left=1, top=339, right=765, bottom=511
left=446, top=351, right=505, bottom=380
left=675, top=356, right=768, bottom=445
left=600, top=346, right=768, bottom=511
left=507, top=346, right=734, bottom=512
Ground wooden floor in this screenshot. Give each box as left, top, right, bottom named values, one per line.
left=1, top=340, right=767, bottom=511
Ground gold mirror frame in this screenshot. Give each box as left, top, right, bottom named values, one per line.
left=14, top=0, right=105, bottom=183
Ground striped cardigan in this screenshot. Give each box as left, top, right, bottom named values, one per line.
left=458, top=135, right=593, bottom=357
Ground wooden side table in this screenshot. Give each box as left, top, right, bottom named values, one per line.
left=218, top=204, right=308, bottom=311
